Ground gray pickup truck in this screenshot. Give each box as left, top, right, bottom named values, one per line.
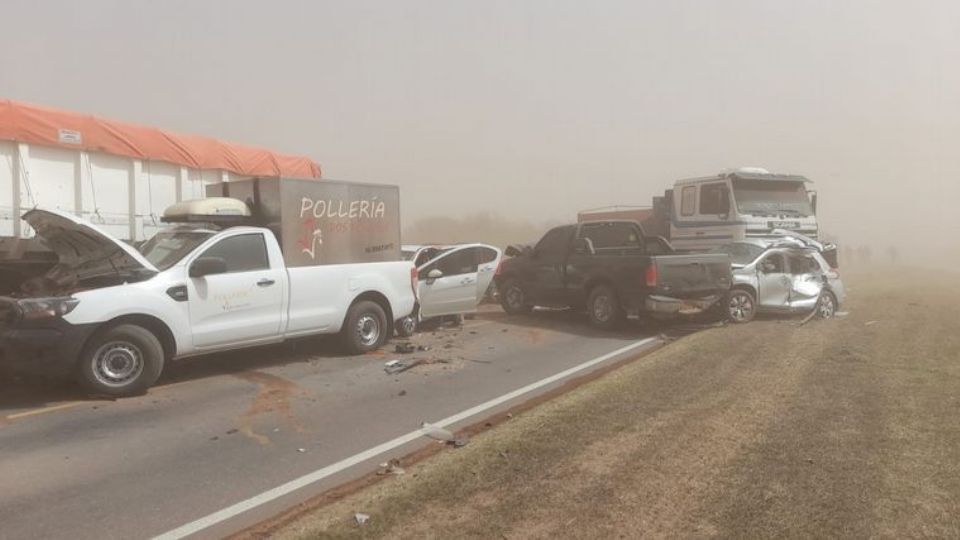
left=494, top=220, right=732, bottom=328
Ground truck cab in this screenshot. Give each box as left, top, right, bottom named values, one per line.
left=666, top=168, right=819, bottom=251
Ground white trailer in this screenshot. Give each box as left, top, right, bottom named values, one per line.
left=0, top=99, right=320, bottom=288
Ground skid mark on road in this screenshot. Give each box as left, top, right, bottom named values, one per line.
left=234, top=371, right=305, bottom=445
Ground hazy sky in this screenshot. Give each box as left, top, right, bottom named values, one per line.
left=2, top=1, right=958, bottom=253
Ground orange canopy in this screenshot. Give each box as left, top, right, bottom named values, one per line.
left=0, top=99, right=321, bottom=179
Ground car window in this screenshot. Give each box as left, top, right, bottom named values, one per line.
left=761, top=252, right=786, bottom=273
left=579, top=222, right=642, bottom=249
left=789, top=253, right=819, bottom=275
left=535, top=226, right=573, bottom=258
left=477, top=246, right=499, bottom=264
left=680, top=186, right=696, bottom=216
left=699, top=183, right=728, bottom=215
left=423, top=248, right=477, bottom=277
left=197, top=234, right=269, bottom=273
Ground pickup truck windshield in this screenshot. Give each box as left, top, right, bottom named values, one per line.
left=732, top=179, right=813, bottom=216
left=139, top=230, right=216, bottom=270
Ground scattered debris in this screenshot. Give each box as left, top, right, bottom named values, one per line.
left=377, top=458, right=406, bottom=476
left=226, top=428, right=239, bottom=435
left=385, top=359, right=423, bottom=375
left=297, top=448, right=307, bottom=453
left=394, top=343, right=417, bottom=354
left=420, top=421, right=470, bottom=447
left=209, top=436, right=219, bottom=441
left=420, top=422, right=455, bottom=442
left=417, top=345, right=431, bottom=352
left=354, top=513, right=370, bottom=526
left=865, top=320, right=879, bottom=326
left=398, top=389, right=407, bottom=396
left=835, top=311, right=850, bottom=318
left=468, top=358, right=494, bottom=364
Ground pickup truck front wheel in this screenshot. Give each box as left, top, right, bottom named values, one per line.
left=587, top=285, right=624, bottom=330
left=77, top=324, right=165, bottom=397
left=499, top=279, right=533, bottom=315
left=342, top=301, right=388, bottom=354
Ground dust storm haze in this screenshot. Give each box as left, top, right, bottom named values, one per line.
left=1, top=1, right=958, bottom=261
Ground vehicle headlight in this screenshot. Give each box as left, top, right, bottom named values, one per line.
left=17, top=297, right=80, bottom=320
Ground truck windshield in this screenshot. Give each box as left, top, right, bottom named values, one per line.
left=139, top=230, right=215, bottom=270
left=732, top=180, right=813, bottom=216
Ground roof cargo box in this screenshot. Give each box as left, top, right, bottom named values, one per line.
left=207, top=177, right=401, bottom=267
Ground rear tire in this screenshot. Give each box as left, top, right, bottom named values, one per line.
left=396, top=313, right=417, bottom=338
left=499, top=279, right=533, bottom=315
left=342, top=300, right=388, bottom=354
left=76, top=324, right=164, bottom=397
left=587, top=285, right=624, bottom=330
left=726, top=289, right=756, bottom=323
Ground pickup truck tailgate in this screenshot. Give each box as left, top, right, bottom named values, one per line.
left=651, top=254, right=731, bottom=297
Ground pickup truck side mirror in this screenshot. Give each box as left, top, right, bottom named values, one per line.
left=190, top=257, right=228, bottom=278
left=426, top=268, right=444, bottom=280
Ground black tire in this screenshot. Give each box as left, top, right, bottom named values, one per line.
left=342, top=300, right=388, bottom=354
left=726, top=288, right=756, bottom=323
left=587, top=285, right=624, bottom=330
left=816, top=291, right=838, bottom=319
left=499, top=278, right=532, bottom=314
left=396, top=314, right=417, bottom=338
left=76, top=324, right=165, bottom=397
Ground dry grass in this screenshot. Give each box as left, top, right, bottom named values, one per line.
left=270, top=268, right=960, bottom=539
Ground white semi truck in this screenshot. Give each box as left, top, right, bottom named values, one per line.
left=579, top=168, right=819, bottom=252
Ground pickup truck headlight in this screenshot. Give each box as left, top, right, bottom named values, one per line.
left=18, top=297, right=80, bottom=320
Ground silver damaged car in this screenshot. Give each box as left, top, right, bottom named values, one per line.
left=710, top=233, right=845, bottom=323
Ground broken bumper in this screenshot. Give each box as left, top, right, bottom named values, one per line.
left=645, top=294, right=723, bottom=315
left=0, top=320, right=97, bottom=376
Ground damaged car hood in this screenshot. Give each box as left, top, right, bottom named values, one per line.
left=23, top=208, right=159, bottom=277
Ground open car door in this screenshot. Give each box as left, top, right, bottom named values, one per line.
left=418, top=244, right=502, bottom=318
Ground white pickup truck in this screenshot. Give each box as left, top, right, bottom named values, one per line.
left=0, top=198, right=416, bottom=396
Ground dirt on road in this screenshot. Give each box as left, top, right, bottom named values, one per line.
left=258, top=269, right=960, bottom=539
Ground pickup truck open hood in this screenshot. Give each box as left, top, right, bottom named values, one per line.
left=23, top=208, right=158, bottom=275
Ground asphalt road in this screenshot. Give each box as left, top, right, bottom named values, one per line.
left=0, top=309, right=671, bottom=539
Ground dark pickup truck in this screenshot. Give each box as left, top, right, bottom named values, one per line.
left=495, top=221, right=732, bottom=329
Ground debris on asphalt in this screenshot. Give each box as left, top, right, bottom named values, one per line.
left=421, top=421, right=455, bottom=442
left=377, top=458, right=405, bottom=476
left=865, top=320, right=879, bottom=326
left=398, top=389, right=407, bottom=396
left=420, top=421, right=471, bottom=447
left=385, top=359, right=423, bottom=375
left=226, top=428, right=239, bottom=435
left=394, top=343, right=417, bottom=354
left=297, top=448, right=306, bottom=453
left=835, top=311, right=850, bottom=318
left=468, top=358, right=493, bottom=364
left=417, top=345, right=431, bottom=352
left=354, top=513, right=370, bottom=526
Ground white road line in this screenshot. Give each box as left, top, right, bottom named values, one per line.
left=153, top=336, right=660, bottom=540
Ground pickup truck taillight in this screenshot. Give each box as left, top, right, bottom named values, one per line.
left=645, top=263, right=658, bottom=287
